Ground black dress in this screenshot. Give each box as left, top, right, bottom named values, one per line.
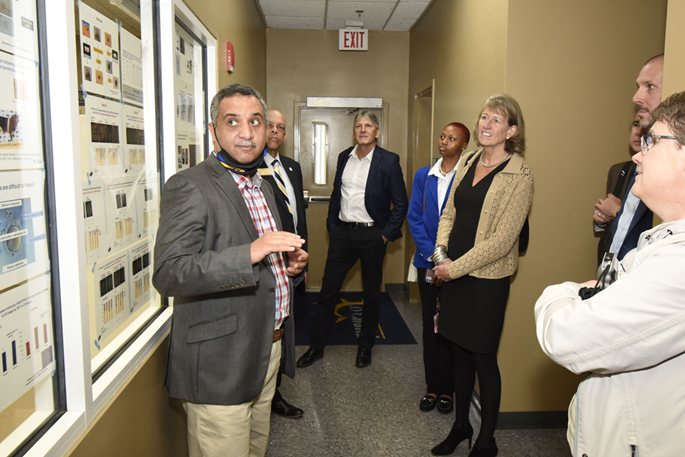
left=438, top=155, right=511, bottom=354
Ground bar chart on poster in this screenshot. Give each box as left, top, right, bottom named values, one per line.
left=0, top=275, right=55, bottom=413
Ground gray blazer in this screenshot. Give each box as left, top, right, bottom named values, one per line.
left=153, top=154, right=295, bottom=405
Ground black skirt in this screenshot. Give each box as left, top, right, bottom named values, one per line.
left=438, top=154, right=510, bottom=354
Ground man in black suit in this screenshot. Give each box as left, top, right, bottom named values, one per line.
left=259, top=109, right=307, bottom=418
left=297, top=110, right=408, bottom=368
left=593, top=54, right=662, bottom=262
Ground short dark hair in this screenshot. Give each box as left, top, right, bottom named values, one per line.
left=473, top=94, right=526, bottom=155
left=210, top=84, right=268, bottom=126
left=445, top=122, right=470, bottom=145
left=652, top=91, right=685, bottom=148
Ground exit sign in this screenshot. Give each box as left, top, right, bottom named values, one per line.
left=339, top=29, right=368, bottom=51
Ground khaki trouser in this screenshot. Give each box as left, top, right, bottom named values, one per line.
left=184, top=339, right=281, bottom=457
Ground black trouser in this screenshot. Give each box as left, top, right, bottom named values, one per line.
left=309, top=223, right=387, bottom=350
left=274, top=281, right=306, bottom=402
left=417, top=267, right=454, bottom=396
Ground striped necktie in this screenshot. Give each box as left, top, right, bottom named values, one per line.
left=272, top=159, right=293, bottom=215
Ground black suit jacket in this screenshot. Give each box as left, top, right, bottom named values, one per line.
left=259, top=154, right=308, bottom=254
left=327, top=145, right=408, bottom=241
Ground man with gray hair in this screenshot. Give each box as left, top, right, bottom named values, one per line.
left=154, top=84, right=308, bottom=457
left=297, top=110, right=408, bottom=368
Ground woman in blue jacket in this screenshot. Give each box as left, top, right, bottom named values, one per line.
left=408, top=122, right=470, bottom=414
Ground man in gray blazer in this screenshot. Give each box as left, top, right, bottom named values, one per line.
left=153, top=84, right=308, bottom=457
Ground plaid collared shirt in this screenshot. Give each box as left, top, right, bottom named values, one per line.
left=230, top=171, right=290, bottom=327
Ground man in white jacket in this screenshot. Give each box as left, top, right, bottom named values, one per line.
left=535, top=91, right=685, bottom=457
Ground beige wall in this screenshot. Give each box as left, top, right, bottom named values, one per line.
left=266, top=29, right=410, bottom=288
left=183, top=0, right=267, bottom=94
left=409, top=0, right=667, bottom=412
left=664, top=0, right=685, bottom=97
left=67, top=337, right=187, bottom=457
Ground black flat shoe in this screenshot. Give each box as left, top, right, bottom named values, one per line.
left=296, top=347, right=324, bottom=368
left=355, top=347, right=372, bottom=368
left=271, top=399, right=304, bottom=418
left=431, top=423, right=473, bottom=456
left=420, top=394, right=438, bottom=412
left=437, top=395, right=453, bottom=414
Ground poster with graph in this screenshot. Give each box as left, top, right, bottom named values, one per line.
left=93, top=250, right=130, bottom=343
left=0, top=275, right=55, bottom=413
left=0, top=169, right=49, bottom=292
left=85, top=97, right=124, bottom=179
left=0, top=50, right=43, bottom=170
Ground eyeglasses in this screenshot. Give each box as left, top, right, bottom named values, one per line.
left=640, top=134, right=685, bottom=153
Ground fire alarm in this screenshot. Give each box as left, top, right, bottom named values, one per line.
left=226, top=41, right=235, bottom=74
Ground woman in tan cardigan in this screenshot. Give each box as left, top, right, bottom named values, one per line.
left=430, top=94, right=533, bottom=457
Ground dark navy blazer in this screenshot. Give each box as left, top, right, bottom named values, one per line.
left=407, top=165, right=455, bottom=269
left=326, top=145, right=408, bottom=241
left=611, top=174, right=653, bottom=261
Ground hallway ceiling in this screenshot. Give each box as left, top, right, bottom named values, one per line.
left=256, top=0, right=433, bottom=31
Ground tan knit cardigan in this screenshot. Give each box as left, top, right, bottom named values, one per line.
left=436, top=150, right=533, bottom=280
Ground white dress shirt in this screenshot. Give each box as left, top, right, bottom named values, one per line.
left=339, top=145, right=374, bottom=223
left=427, top=157, right=461, bottom=211
left=264, top=152, right=298, bottom=232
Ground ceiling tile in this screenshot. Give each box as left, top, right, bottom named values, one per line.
left=328, top=0, right=397, bottom=3
left=391, top=2, right=429, bottom=19
left=327, top=2, right=396, bottom=19
left=260, top=0, right=326, bottom=17
left=266, top=16, right=325, bottom=29
left=383, top=18, right=415, bottom=31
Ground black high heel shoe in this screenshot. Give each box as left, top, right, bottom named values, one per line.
left=468, top=437, right=498, bottom=457
left=431, top=423, right=473, bottom=456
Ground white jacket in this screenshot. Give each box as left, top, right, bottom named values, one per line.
left=535, top=219, right=685, bottom=457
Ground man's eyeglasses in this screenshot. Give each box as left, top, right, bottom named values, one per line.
left=641, top=134, right=685, bottom=153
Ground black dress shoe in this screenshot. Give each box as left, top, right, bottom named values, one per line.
left=271, top=398, right=304, bottom=418
left=437, top=395, right=453, bottom=414
left=296, top=347, right=323, bottom=368
left=420, top=394, right=438, bottom=412
left=355, top=347, right=372, bottom=368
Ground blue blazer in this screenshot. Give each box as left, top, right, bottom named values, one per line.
left=407, top=166, right=455, bottom=269
left=327, top=146, right=408, bottom=241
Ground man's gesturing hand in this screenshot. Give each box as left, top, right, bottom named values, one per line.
left=286, top=249, right=309, bottom=276
left=251, top=232, right=305, bottom=265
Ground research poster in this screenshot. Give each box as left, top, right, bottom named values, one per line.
left=0, top=275, right=55, bottom=413
left=104, top=177, right=137, bottom=253
left=79, top=2, right=121, bottom=99
left=123, top=104, right=145, bottom=175
left=134, top=174, right=158, bottom=239
left=128, top=240, right=151, bottom=315
left=174, top=25, right=203, bottom=168
left=93, top=250, right=130, bottom=343
left=85, top=96, right=124, bottom=179
left=120, top=28, right=143, bottom=106
left=0, top=0, right=38, bottom=60
left=82, top=178, right=106, bottom=266
left=0, top=50, right=43, bottom=170
left=0, top=169, right=48, bottom=292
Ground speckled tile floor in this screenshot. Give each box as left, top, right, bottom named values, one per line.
left=267, top=290, right=572, bottom=457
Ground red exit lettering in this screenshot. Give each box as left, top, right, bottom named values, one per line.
left=344, top=31, right=365, bottom=49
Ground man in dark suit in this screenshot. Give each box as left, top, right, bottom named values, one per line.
left=297, top=110, right=408, bottom=368
left=594, top=115, right=651, bottom=264
left=594, top=55, right=662, bottom=262
left=153, top=84, right=308, bottom=457
left=258, top=109, right=307, bottom=419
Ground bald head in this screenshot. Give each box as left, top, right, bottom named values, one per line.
left=632, top=54, right=664, bottom=129
left=266, top=109, right=286, bottom=157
